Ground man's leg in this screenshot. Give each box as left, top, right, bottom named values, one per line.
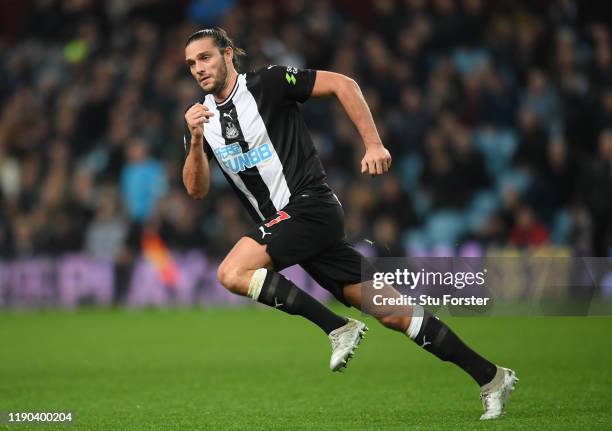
left=342, top=281, right=517, bottom=419
left=342, top=281, right=497, bottom=385
left=217, top=236, right=347, bottom=334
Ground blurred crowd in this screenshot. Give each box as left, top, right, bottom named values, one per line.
left=1, top=0, right=611, bottom=267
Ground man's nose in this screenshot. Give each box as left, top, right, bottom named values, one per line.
left=195, top=60, right=206, bottom=74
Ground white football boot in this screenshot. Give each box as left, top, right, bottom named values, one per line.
left=479, top=366, right=518, bottom=420
left=328, top=318, right=368, bottom=372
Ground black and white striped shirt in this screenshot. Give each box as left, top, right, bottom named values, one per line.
left=185, top=65, right=331, bottom=222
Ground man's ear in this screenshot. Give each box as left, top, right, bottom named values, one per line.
left=225, top=47, right=234, bottom=65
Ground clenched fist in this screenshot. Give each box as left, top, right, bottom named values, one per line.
left=185, top=103, right=214, bottom=142
left=361, top=142, right=392, bottom=176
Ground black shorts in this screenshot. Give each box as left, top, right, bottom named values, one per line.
left=245, top=192, right=374, bottom=306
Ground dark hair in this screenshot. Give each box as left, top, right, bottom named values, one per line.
left=185, top=27, right=246, bottom=71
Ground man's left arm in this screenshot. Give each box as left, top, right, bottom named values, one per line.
left=311, top=71, right=391, bottom=176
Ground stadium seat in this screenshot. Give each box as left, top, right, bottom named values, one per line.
left=399, top=154, right=423, bottom=192
left=425, top=211, right=467, bottom=247
left=473, top=128, right=518, bottom=178
left=551, top=209, right=572, bottom=245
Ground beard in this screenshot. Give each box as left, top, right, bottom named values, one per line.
left=202, top=60, right=228, bottom=96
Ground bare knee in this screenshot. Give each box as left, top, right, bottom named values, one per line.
left=217, top=260, right=250, bottom=296
left=378, top=315, right=410, bottom=333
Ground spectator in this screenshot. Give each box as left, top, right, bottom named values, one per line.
left=421, top=129, right=455, bottom=209
left=514, top=108, right=549, bottom=175
left=85, top=185, right=128, bottom=261
left=449, top=126, right=489, bottom=206
left=120, top=138, right=167, bottom=223
left=521, top=69, right=561, bottom=130
left=509, top=205, right=550, bottom=247
left=579, top=130, right=612, bottom=256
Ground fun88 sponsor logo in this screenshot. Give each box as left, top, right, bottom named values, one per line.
left=215, top=143, right=274, bottom=174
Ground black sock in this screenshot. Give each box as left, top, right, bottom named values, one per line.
left=412, top=310, right=497, bottom=386
left=255, top=270, right=347, bottom=334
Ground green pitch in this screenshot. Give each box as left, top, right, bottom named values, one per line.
left=1, top=307, right=611, bottom=430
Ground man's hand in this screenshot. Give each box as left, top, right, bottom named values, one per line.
left=185, top=103, right=214, bottom=141
left=361, top=142, right=392, bottom=176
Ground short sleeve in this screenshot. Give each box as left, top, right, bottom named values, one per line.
left=260, top=65, right=316, bottom=104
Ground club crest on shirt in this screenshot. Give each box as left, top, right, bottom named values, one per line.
left=224, top=121, right=239, bottom=139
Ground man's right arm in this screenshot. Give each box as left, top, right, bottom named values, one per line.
left=183, top=103, right=214, bottom=199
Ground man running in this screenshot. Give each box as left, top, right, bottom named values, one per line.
left=182, top=27, right=516, bottom=420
